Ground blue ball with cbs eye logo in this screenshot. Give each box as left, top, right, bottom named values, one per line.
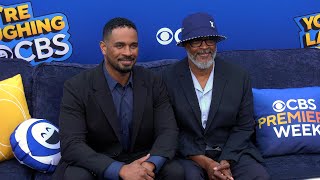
left=10, top=118, right=61, bottom=173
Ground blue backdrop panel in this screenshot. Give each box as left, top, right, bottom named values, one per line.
left=1, top=0, right=320, bottom=65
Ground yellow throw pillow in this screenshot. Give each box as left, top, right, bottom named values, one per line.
left=0, top=74, right=31, bottom=162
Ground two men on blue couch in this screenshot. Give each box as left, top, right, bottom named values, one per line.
left=162, top=12, right=270, bottom=180
left=53, top=17, right=184, bottom=180
left=55, top=13, right=270, bottom=180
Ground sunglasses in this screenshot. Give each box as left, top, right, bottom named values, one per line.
left=189, top=39, right=216, bottom=47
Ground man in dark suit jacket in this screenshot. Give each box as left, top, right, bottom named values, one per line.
left=163, top=13, right=270, bottom=180
left=53, top=17, right=183, bottom=180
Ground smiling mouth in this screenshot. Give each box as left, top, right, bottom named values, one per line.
left=196, top=53, right=212, bottom=60
left=46, top=130, right=60, bottom=144
left=199, top=53, right=210, bottom=56
left=119, top=58, right=135, bottom=66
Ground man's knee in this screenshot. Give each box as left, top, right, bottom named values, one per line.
left=64, top=165, right=96, bottom=180
left=241, top=167, right=270, bottom=180
left=231, top=155, right=270, bottom=180
left=251, top=166, right=270, bottom=180
left=178, top=159, right=206, bottom=180
left=157, top=159, right=184, bottom=180
left=258, top=173, right=271, bottom=180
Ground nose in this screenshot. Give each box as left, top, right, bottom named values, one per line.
left=122, top=46, right=133, bottom=56
left=199, top=41, right=209, bottom=49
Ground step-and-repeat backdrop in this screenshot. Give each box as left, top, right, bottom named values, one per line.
left=1, top=0, right=320, bottom=65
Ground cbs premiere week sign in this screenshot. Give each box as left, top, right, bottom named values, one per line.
left=0, top=2, right=72, bottom=66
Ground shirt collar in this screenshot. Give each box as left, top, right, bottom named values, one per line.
left=103, top=61, right=133, bottom=91
left=190, top=65, right=214, bottom=94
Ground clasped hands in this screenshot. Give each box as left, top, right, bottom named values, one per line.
left=206, top=160, right=234, bottom=180
left=119, top=154, right=155, bottom=180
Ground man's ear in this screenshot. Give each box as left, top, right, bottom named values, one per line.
left=99, top=41, right=107, bottom=55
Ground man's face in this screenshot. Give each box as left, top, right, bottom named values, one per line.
left=185, top=38, right=217, bottom=70
left=100, top=27, right=138, bottom=74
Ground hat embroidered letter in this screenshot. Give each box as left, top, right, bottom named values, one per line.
left=209, top=21, right=215, bottom=28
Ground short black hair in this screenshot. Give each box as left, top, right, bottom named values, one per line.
left=102, top=17, right=137, bottom=40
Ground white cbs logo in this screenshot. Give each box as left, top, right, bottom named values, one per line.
left=156, top=27, right=182, bottom=45
left=272, top=99, right=317, bottom=113
left=0, top=34, right=69, bottom=62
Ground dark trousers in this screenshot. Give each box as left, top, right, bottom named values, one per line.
left=63, top=159, right=184, bottom=180
left=178, top=154, right=270, bottom=180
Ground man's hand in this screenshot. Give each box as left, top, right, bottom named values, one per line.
left=189, top=155, right=233, bottom=180
left=206, top=160, right=233, bottom=180
left=119, top=154, right=155, bottom=180
left=141, top=161, right=155, bottom=172
left=215, top=160, right=233, bottom=180
left=206, top=160, right=225, bottom=180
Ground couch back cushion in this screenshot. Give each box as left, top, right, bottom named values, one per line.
left=0, top=58, right=34, bottom=115
left=219, top=48, right=320, bottom=88
left=32, top=59, right=178, bottom=127
left=32, top=63, right=96, bottom=126
left=138, top=59, right=178, bottom=72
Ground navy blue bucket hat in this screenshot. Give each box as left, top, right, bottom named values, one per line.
left=177, top=12, right=226, bottom=46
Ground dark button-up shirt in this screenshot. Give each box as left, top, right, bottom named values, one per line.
left=102, top=63, right=166, bottom=180
left=104, top=65, right=133, bottom=151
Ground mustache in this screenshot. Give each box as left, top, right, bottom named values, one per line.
left=119, top=56, right=135, bottom=61
left=196, top=49, right=213, bottom=55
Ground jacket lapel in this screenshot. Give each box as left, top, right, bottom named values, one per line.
left=92, top=63, right=122, bottom=142
left=177, top=59, right=202, bottom=127
left=130, top=67, right=147, bottom=150
left=205, top=60, right=227, bottom=133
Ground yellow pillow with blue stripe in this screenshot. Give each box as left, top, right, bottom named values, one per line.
left=0, top=74, right=31, bottom=162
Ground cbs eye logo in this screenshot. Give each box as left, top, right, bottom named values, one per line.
left=272, top=99, right=317, bottom=112
left=0, top=45, right=13, bottom=58
left=272, top=100, right=286, bottom=112
left=156, top=27, right=182, bottom=45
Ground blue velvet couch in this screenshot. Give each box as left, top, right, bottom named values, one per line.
left=1, top=48, right=320, bottom=180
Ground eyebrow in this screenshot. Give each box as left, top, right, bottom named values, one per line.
left=114, top=41, right=138, bottom=45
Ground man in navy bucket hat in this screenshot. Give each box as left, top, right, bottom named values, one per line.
left=163, top=12, right=270, bottom=180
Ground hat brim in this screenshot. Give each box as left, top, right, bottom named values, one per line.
left=176, top=35, right=226, bottom=47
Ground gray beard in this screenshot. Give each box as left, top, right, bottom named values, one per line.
left=187, top=49, right=216, bottom=70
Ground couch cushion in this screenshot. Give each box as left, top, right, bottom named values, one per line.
left=138, top=59, right=178, bottom=73
left=265, top=154, right=320, bottom=180
left=32, top=62, right=96, bottom=126
left=34, top=172, right=52, bottom=180
left=0, top=159, right=33, bottom=180
left=219, top=48, right=320, bottom=89
left=0, top=58, right=33, bottom=115
left=253, top=87, right=320, bottom=157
